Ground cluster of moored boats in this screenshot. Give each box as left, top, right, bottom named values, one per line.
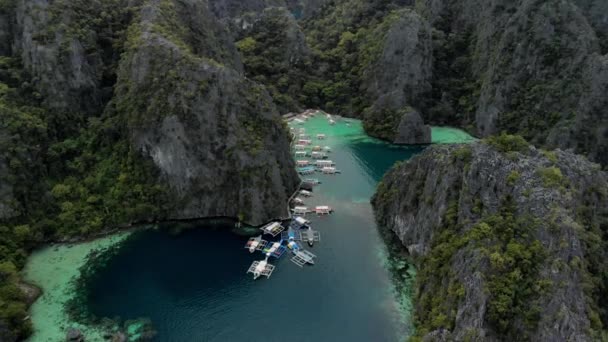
left=290, top=112, right=342, bottom=176
left=244, top=110, right=338, bottom=280
left=245, top=216, right=319, bottom=280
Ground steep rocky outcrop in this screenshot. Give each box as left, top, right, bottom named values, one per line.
left=364, top=9, right=432, bottom=115
left=10, top=0, right=131, bottom=114
left=416, top=0, right=608, bottom=165
left=394, top=108, right=431, bottom=144
left=0, top=158, right=15, bottom=219
left=115, top=0, right=299, bottom=225
left=208, top=0, right=327, bottom=25
left=362, top=8, right=433, bottom=143
left=373, top=138, right=608, bottom=340
left=232, top=6, right=312, bottom=112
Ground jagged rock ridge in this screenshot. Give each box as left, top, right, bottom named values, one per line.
left=373, top=139, right=608, bottom=340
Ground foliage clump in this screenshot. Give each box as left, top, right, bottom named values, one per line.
left=537, top=167, right=565, bottom=189
left=413, top=198, right=547, bottom=340
left=485, top=133, right=529, bottom=153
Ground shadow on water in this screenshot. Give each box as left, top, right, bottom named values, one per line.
left=347, top=137, right=426, bottom=182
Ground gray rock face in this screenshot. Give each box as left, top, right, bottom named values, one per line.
left=362, top=9, right=433, bottom=143
left=394, top=109, right=431, bottom=144
left=373, top=142, right=608, bottom=340
left=573, top=0, right=608, bottom=45
left=364, top=9, right=432, bottom=113
left=208, top=0, right=327, bottom=24
left=11, top=0, right=106, bottom=114
left=0, top=156, right=15, bottom=219
left=241, top=7, right=310, bottom=67
left=0, top=11, right=11, bottom=56
left=115, top=0, right=299, bottom=225
left=417, top=0, right=608, bottom=165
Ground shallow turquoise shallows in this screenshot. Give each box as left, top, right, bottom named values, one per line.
left=84, top=117, right=467, bottom=341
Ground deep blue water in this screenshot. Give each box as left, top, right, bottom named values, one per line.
left=85, top=118, right=425, bottom=341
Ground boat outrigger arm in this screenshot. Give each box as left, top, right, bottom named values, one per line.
left=247, top=256, right=275, bottom=280
left=245, top=235, right=268, bottom=253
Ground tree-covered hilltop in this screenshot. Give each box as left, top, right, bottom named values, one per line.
left=229, top=0, right=606, bottom=163
left=0, top=1, right=299, bottom=340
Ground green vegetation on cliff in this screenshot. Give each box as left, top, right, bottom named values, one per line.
left=0, top=3, right=169, bottom=339
left=302, top=2, right=404, bottom=115
left=235, top=8, right=313, bottom=112
left=373, top=139, right=608, bottom=340
left=0, top=55, right=168, bottom=339
left=413, top=199, right=547, bottom=340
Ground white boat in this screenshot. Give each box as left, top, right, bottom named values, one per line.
left=245, top=235, right=267, bottom=253
left=322, top=167, right=340, bottom=174
left=247, top=257, right=275, bottom=280
left=292, top=206, right=308, bottom=215
left=260, top=222, right=284, bottom=236
left=315, top=160, right=334, bottom=167
left=315, top=206, right=333, bottom=215
left=299, top=190, right=312, bottom=197
left=311, top=151, right=326, bottom=159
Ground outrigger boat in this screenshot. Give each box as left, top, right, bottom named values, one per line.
left=299, top=190, right=312, bottom=197
left=263, top=241, right=287, bottom=258
left=245, top=235, right=268, bottom=253
left=297, top=166, right=316, bottom=175
left=303, top=178, right=321, bottom=185
left=247, top=257, right=275, bottom=280
left=304, top=228, right=320, bottom=247
left=315, top=206, right=333, bottom=215
left=260, top=222, right=284, bottom=237
left=321, top=167, right=341, bottom=174
left=292, top=206, right=309, bottom=216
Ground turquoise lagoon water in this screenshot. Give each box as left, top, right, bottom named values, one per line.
left=78, top=116, right=470, bottom=341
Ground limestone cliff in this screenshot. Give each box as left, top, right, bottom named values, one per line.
left=362, top=8, right=433, bottom=143
left=213, top=1, right=313, bottom=113
left=417, top=0, right=608, bottom=165
left=373, top=138, right=608, bottom=340
left=114, top=0, right=299, bottom=225
left=10, top=0, right=133, bottom=114
left=311, top=0, right=607, bottom=163
left=0, top=1, right=300, bottom=336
